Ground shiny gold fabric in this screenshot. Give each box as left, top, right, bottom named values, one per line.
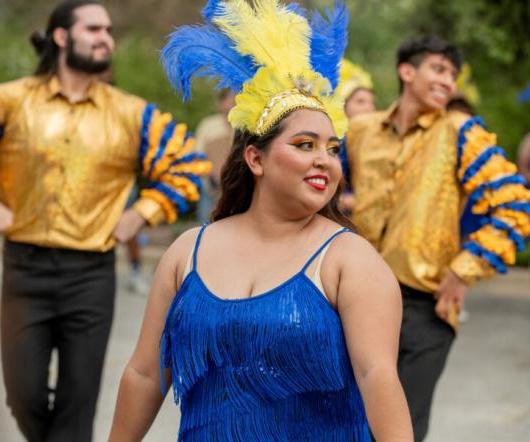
left=1, top=76, right=163, bottom=251
left=346, top=104, right=494, bottom=294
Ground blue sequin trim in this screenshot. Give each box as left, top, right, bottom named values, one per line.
left=171, top=172, right=203, bottom=190
left=147, top=120, right=177, bottom=178
left=461, top=146, right=505, bottom=186
left=486, top=218, right=526, bottom=251
left=139, top=103, right=156, bottom=164
left=498, top=201, right=530, bottom=214
left=456, top=116, right=486, bottom=170
left=170, top=151, right=208, bottom=166
left=467, top=174, right=527, bottom=208
left=149, top=182, right=190, bottom=214
left=463, top=241, right=507, bottom=273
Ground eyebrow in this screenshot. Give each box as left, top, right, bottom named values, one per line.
left=290, top=131, right=340, bottom=142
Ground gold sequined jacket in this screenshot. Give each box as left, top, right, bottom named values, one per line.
left=0, top=76, right=210, bottom=251
left=346, top=104, right=529, bottom=294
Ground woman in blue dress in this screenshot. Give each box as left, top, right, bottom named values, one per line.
left=110, top=1, right=413, bottom=441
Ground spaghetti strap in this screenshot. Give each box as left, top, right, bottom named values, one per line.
left=301, top=228, right=351, bottom=274
left=192, top=224, right=209, bottom=272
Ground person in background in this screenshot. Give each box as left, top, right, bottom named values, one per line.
left=0, top=1, right=209, bottom=441
left=336, top=59, right=376, bottom=215
left=196, top=88, right=236, bottom=224
left=337, top=59, right=376, bottom=120
left=344, top=35, right=530, bottom=441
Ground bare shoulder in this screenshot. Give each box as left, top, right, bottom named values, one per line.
left=159, top=226, right=202, bottom=284
left=328, top=232, right=400, bottom=300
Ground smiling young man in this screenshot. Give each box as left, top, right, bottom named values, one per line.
left=345, top=35, right=530, bottom=441
left=0, top=1, right=209, bottom=441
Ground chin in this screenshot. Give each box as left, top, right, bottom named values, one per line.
left=303, top=197, right=331, bottom=215
left=423, top=100, right=445, bottom=112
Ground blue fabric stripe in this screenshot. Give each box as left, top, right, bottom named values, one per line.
left=467, top=174, right=527, bottom=208
left=460, top=146, right=505, bottom=186
left=459, top=199, right=483, bottom=237
left=192, top=223, right=209, bottom=272
left=456, top=115, right=486, bottom=170
left=301, top=228, right=350, bottom=272
left=171, top=172, right=203, bottom=190
left=339, top=138, right=351, bottom=190
left=462, top=241, right=507, bottom=273
left=170, top=151, right=208, bottom=166
left=148, top=120, right=176, bottom=178
left=498, top=201, right=530, bottom=214
left=139, top=103, right=156, bottom=165
left=150, top=182, right=190, bottom=214
left=487, top=218, right=526, bottom=251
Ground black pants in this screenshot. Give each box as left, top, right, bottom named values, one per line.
left=1, top=241, right=116, bottom=442
left=398, top=284, right=455, bottom=442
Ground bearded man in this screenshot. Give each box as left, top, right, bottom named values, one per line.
left=0, top=1, right=209, bottom=441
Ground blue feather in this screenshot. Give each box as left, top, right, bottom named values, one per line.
left=309, top=1, right=349, bottom=90
left=161, top=24, right=256, bottom=100
left=286, top=2, right=307, bottom=17
left=202, top=0, right=222, bottom=21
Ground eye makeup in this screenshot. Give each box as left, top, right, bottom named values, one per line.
left=288, top=133, right=341, bottom=155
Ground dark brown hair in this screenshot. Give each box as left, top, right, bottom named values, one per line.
left=211, top=117, right=355, bottom=230
left=30, top=0, right=102, bottom=75
left=396, top=35, right=462, bottom=93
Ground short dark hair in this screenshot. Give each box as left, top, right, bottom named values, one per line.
left=396, top=35, right=463, bottom=92
left=30, top=0, right=103, bottom=75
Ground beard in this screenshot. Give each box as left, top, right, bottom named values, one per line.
left=66, top=35, right=111, bottom=74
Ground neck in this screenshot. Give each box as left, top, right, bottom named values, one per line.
left=56, top=55, right=94, bottom=103
left=242, top=188, right=316, bottom=241
left=393, top=90, right=424, bottom=136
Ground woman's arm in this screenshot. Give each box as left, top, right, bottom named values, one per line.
left=108, top=228, right=199, bottom=441
left=333, top=234, right=413, bottom=441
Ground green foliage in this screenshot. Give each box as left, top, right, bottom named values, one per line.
left=341, top=0, right=530, bottom=160
left=112, top=35, right=217, bottom=130
left=1, top=0, right=528, bottom=147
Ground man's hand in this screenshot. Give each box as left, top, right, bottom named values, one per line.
left=0, top=202, right=14, bottom=233
left=113, top=208, right=146, bottom=243
left=434, top=270, right=468, bottom=321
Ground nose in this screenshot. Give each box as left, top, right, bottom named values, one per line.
left=100, top=30, right=115, bottom=51
left=313, top=147, right=330, bottom=169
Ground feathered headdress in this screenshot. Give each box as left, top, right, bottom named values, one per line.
left=335, top=59, right=373, bottom=101
left=161, top=0, right=349, bottom=137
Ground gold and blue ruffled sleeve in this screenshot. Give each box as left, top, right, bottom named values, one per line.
left=133, top=103, right=212, bottom=225
left=450, top=116, right=530, bottom=283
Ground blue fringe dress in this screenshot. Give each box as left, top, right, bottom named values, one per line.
left=160, top=225, right=371, bottom=441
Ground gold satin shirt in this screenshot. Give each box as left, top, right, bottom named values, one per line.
left=346, top=104, right=495, bottom=293
left=0, top=76, right=205, bottom=252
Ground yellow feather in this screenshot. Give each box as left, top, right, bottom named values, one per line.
left=214, top=0, right=310, bottom=73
